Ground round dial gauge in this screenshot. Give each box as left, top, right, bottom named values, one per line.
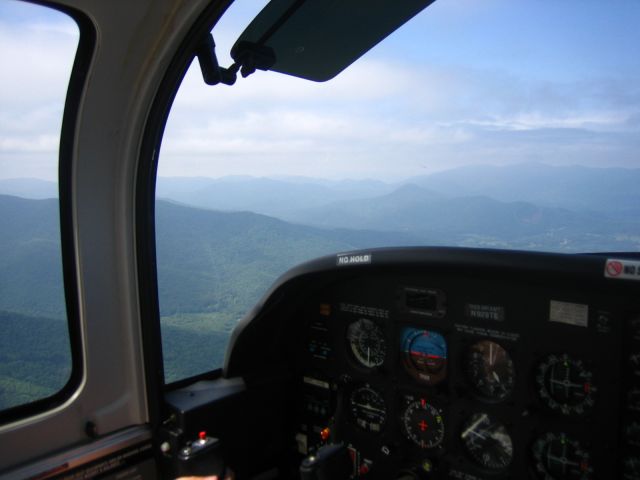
left=349, top=385, right=386, bottom=433
left=536, top=354, right=596, bottom=415
left=623, top=456, right=640, bottom=480
left=532, top=432, right=593, bottom=479
left=629, top=353, right=640, bottom=380
left=401, top=398, right=445, bottom=449
left=465, top=340, right=515, bottom=401
left=629, top=389, right=640, bottom=412
left=346, top=318, right=386, bottom=368
left=401, top=328, right=447, bottom=385
left=461, top=413, right=513, bottom=471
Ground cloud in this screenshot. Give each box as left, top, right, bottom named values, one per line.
left=0, top=12, right=77, bottom=174
left=0, top=20, right=77, bottom=109
left=160, top=52, right=640, bottom=179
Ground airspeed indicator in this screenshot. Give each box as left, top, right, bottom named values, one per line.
left=346, top=318, right=386, bottom=369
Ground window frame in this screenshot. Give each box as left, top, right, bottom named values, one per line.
left=136, top=0, right=234, bottom=395
left=0, top=0, right=91, bottom=426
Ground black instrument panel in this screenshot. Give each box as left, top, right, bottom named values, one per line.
left=225, top=248, right=640, bottom=479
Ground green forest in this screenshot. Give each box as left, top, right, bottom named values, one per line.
left=0, top=311, right=71, bottom=410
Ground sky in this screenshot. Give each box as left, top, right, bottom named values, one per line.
left=1, top=0, right=639, bottom=181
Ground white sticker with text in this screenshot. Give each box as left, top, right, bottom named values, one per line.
left=604, top=258, right=640, bottom=281
left=336, top=253, right=372, bottom=266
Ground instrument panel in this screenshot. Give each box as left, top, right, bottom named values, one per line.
left=263, top=250, right=640, bottom=480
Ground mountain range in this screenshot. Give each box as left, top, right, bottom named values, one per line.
left=153, top=163, right=640, bottom=221
left=1, top=163, right=639, bottom=398
left=10, top=163, right=639, bottom=220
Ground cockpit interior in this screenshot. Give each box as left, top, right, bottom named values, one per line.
left=0, top=1, right=639, bottom=480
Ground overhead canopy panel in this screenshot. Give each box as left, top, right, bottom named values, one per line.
left=230, top=0, right=436, bottom=82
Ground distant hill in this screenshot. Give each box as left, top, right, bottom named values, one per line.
left=156, top=176, right=394, bottom=218
left=156, top=165, right=640, bottom=221
left=6, top=164, right=640, bottom=219
left=0, top=178, right=58, bottom=199
left=285, top=183, right=640, bottom=252
left=407, top=163, right=640, bottom=218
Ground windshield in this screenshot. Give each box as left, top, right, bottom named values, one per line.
left=159, top=0, right=640, bottom=254
left=155, top=0, right=640, bottom=380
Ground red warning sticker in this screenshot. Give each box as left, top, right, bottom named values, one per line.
left=604, top=258, right=640, bottom=281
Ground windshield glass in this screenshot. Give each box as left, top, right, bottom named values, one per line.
left=160, top=0, right=639, bottom=253
left=156, top=0, right=640, bottom=380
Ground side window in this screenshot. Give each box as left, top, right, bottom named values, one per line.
left=0, top=2, right=79, bottom=412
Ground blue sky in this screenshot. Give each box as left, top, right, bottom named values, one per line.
left=379, top=1, right=640, bottom=80
left=1, top=0, right=639, bottom=181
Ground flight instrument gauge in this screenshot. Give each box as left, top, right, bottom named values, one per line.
left=465, top=340, right=515, bottom=402
left=346, top=318, right=386, bottom=368
left=349, top=385, right=387, bottom=433
left=460, top=413, right=513, bottom=471
left=623, top=456, right=640, bottom=480
left=532, top=432, right=593, bottom=479
left=401, top=327, right=447, bottom=385
left=401, top=397, right=445, bottom=449
left=536, top=354, right=596, bottom=415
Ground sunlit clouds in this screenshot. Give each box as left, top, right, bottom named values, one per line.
left=159, top=53, right=640, bottom=179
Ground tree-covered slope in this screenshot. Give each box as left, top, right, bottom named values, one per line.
left=0, top=195, right=65, bottom=319
left=0, top=311, right=71, bottom=410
